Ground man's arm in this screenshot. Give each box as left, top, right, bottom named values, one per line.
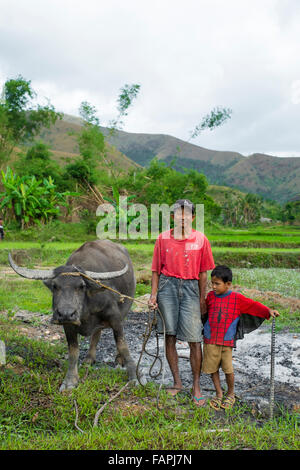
left=148, top=271, right=159, bottom=309
left=198, top=271, right=207, bottom=315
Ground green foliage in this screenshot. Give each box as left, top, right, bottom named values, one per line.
left=0, top=167, right=75, bottom=228
left=190, top=106, right=232, bottom=139
left=281, top=201, right=300, bottom=224
left=102, top=185, right=137, bottom=231
left=109, top=83, right=141, bottom=130
left=14, top=142, right=64, bottom=187
left=118, top=158, right=221, bottom=217
left=222, top=191, right=263, bottom=226
left=63, top=101, right=105, bottom=187
left=0, top=75, right=61, bottom=163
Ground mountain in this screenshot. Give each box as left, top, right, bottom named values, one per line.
left=38, top=115, right=300, bottom=203
left=37, top=115, right=141, bottom=173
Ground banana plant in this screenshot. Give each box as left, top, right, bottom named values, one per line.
left=0, top=167, right=78, bottom=227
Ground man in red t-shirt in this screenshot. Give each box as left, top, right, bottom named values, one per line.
left=148, top=199, right=215, bottom=406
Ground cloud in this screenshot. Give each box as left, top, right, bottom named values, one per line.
left=0, top=0, right=299, bottom=156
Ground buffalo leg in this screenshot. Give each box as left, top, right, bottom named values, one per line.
left=60, top=324, right=80, bottom=391
left=83, top=327, right=102, bottom=365
left=112, top=324, right=136, bottom=381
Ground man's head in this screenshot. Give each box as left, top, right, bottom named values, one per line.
left=211, top=265, right=232, bottom=296
left=171, top=199, right=195, bottom=231
left=172, top=199, right=195, bottom=215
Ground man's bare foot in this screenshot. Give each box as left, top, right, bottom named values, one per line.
left=192, top=396, right=206, bottom=407
left=166, top=387, right=182, bottom=396
left=192, top=387, right=206, bottom=406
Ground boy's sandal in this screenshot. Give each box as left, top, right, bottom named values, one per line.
left=209, top=396, right=223, bottom=410
left=220, top=396, right=235, bottom=409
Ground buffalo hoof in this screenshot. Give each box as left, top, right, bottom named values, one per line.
left=59, top=376, right=79, bottom=392
left=83, top=355, right=96, bottom=365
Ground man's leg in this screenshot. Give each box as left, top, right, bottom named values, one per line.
left=189, top=342, right=206, bottom=405
left=165, top=334, right=182, bottom=395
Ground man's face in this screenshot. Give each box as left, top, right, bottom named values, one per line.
left=173, top=208, right=194, bottom=227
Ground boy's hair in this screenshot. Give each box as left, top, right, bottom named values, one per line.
left=211, top=265, right=232, bottom=283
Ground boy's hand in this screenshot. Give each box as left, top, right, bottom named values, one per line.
left=269, top=309, right=280, bottom=318
left=148, top=293, right=158, bottom=310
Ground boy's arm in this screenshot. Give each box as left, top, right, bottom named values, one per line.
left=238, top=293, right=280, bottom=319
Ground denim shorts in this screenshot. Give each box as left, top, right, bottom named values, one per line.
left=156, top=273, right=202, bottom=342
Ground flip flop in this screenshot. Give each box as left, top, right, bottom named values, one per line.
left=209, top=396, right=223, bottom=410
left=193, top=396, right=206, bottom=406
left=220, top=395, right=235, bottom=410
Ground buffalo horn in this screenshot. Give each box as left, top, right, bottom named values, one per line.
left=8, top=253, right=55, bottom=280
left=84, top=263, right=128, bottom=279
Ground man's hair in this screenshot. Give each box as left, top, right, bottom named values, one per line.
left=211, top=265, right=232, bottom=283
left=172, top=199, right=195, bottom=214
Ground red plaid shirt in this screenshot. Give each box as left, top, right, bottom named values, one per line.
left=204, top=290, right=270, bottom=347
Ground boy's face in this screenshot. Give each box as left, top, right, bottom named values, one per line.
left=211, top=276, right=232, bottom=296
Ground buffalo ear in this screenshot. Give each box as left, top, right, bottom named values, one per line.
left=43, top=279, right=54, bottom=291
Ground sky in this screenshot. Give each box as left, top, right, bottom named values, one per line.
left=0, top=0, right=300, bottom=157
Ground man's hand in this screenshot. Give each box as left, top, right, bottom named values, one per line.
left=200, top=297, right=207, bottom=315
left=148, top=293, right=158, bottom=310
left=269, top=309, right=280, bottom=318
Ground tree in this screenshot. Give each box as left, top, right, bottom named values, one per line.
left=0, top=75, right=61, bottom=164
left=14, top=141, right=64, bottom=185
left=189, top=107, right=232, bottom=140
left=109, top=83, right=141, bottom=131
left=65, top=84, right=141, bottom=187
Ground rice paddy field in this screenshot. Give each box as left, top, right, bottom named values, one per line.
left=0, top=222, right=299, bottom=451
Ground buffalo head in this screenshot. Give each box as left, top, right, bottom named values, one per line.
left=8, top=252, right=128, bottom=326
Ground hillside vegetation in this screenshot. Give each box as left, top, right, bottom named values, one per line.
left=37, top=114, right=300, bottom=204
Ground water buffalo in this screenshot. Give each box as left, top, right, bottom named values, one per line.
left=9, top=240, right=137, bottom=391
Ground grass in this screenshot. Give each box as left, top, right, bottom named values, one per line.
left=232, top=268, right=300, bottom=298
left=0, top=316, right=298, bottom=450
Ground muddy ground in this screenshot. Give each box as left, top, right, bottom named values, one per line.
left=5, top=296, right=299, bottom=416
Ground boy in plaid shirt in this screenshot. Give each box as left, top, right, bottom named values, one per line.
left=202, top=265, right=279, bottom=410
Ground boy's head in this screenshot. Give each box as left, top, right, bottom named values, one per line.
left=211, top=265, right=232, bottom=295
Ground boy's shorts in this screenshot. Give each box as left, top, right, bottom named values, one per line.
left=156, top=273, right=202, bottom=342
left=202, top=343, right=233, bottom=374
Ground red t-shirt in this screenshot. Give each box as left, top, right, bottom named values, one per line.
left=151, top=229, right=215, bottom=279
